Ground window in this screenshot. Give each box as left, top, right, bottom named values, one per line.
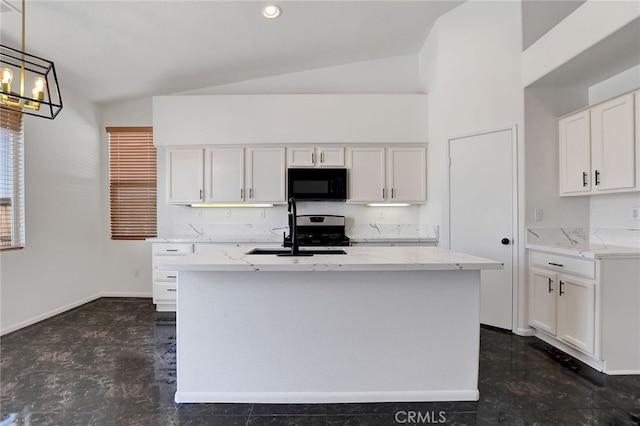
left=0, top=108, right=24, bottom=250
left=107, top=127, right=157, bottom=240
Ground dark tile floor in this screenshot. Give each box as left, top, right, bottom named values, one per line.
left=1, top=298, right=639, bottom=425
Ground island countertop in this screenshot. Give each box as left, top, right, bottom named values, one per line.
left=162, top=246, right=503, bottom=272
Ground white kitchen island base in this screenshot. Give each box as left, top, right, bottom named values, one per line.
left=175, top=268, right=485, bottom=404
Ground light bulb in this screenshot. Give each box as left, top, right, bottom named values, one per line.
left=0, top=68, right=13, bottom=93
left=262, top=4, right=281, bottom=19
left=34, top=76, right=46, bottom=92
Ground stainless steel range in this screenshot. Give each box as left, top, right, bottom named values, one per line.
left=283, top=215, right=350, bottom=247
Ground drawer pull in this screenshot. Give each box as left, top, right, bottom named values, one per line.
left=167, top=288, right=177, bottom=292
left=166, top=249, right=179, bottom=252
left=167, top=275, right=177, bottom=279
left=548, top=262, right=564, bottom=267
left=548, top=278, right=553, bottom=293
left=559, top=280, right=565, bottom=296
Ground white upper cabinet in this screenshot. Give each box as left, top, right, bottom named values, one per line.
left=205, top=148, right=245, bottom=202
left=246, top=147, right=286, bottom=202
left=559, top=111, right=591, bottom=195
left=590, top=93, right=636, bottom=192
left=348, top=148, right=387, bottom=202
left=387, top=147, right=427, bottom=202
left=348, top=146, right=426, bottom=203
left=287, top=146, right=345, bottom=168
left=559, top=91, right=639, bottom=196
left=167, top=147, right=285, bottom=204
left=166, top=148, right=204, bottom=203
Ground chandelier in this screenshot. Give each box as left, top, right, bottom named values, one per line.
left=0, top=0, right=62, bottom=119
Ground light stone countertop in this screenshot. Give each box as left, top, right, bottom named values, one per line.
left=160, top=246, right=502, bottom=272
left=147, top=235, right=438, bottom=245
left=526, top=228, right=640, bottom=259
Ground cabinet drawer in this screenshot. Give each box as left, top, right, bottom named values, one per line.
left=530, top=251, right=595, bottom=279
left=152, top=243, right=193, bottom=256
left=154, top=270, right=178, bottom=282
left=154, top=283, right=177, bottom=301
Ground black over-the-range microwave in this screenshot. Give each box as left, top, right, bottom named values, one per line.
left=287, top=168, right=347, bottom=201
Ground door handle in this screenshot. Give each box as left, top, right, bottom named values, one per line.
left=548, top=278, right=553, bottom=293
left=501, top=238, right=510, bottom=245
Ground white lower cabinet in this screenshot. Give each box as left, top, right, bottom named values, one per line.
left=152, top=243, right=193, bottom=311
left=530, top=265, right=595, bottom=356
left=528, top=249, right=640, bottom=374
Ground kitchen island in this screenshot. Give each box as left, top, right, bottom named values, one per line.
left=163, top=246, right=502, bottom=404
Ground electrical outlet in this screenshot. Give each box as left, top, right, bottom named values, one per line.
left=632, top=207, right=640, bottom=221
left=225, top=209, right=231, bottom=219
left=378, top=210, right=384, bottom=219
left=198, top=209, right=203, bottom=219
left=534, top=208, right=543, bottom=222
left=260, top=209, right=266, bottom=219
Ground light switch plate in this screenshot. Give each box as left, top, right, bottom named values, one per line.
left=632, top=207, right=640, bottom=221
left=534, top=208, right=543, bottom=222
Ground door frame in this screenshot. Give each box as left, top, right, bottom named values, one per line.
left=444, top=124, right=528, bottom=334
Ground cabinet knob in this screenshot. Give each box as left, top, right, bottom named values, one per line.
left=501, top=238, right=510, bottom=245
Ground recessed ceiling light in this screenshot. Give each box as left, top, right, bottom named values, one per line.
left=262, top=4, right=281, bottom=19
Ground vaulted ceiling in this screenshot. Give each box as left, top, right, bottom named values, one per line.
left=0, top=0, right=464, bottom=104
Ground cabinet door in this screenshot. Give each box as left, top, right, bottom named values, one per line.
left=205, top=148, right=245, bottom=202
left=317, top=147, right=345, bottom=167
left=348, top=148, right=386, bottom=202
left=591, top=93, right=636, bottom=192
left=529, top=268, right=557, bottom=335
left=166, top=148, right=203, bottom=203
left=387, top=147, right=426, bottom=202
left=557, top=275, right=595, bottom=355
left=559, top=111, right=591, bottom=195
left=287, top=147, right=315, bottom=167
left=246, top=148, right=286, bottom=202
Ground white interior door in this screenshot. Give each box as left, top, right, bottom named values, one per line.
left=449, top=128, right=515, bottom=330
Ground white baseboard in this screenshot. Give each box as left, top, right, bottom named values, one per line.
left=513, top=327, right=536, bottom=337
left=97, top=291, right=152, bottom=298
left=175, top=390, right=480, bottom=404
left=1, top=292, right=152, bottom=336
left=1, top=293, right=100, bottom=336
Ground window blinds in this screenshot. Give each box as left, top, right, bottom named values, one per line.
left=107, top=127, right=157, bottom=240
left=0, top=108, right=24, bottom=250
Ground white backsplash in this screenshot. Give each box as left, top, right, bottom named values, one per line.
left=527, top=227, right=640, bottom=249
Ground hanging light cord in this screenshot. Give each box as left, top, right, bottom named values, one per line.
left=19, top=0, right=26, bottom=98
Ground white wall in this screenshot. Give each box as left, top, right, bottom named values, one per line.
left=177, top=55, right=421, bottom=95
left=99, top=97, right=154, bottom=297
left=418, top=0, right=526, bottom=333
left=418, top=0, right=525, bottom=238
left=0, top=89, right=105, bottom=334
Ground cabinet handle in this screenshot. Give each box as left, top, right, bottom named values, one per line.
left=166, top=249, right=179, bottom=252
left=548, top=278, right=553, bottom=293
left=199, top=189, right=203, bottom=200
left=582, top=172, right=588, bottom=187
left=249, top=188, right=253, bottom=198
left=391, top=188, right=395, bottom=198
left=595, top=170, right=600, bottom=186
left=320, top=152, right=324, bottom=163
left=382, top=188, right=386, bottom=198
left=167, top=288, right=177, bottom=292
left=548, top=262, right=564, bottom=267
left=559, top=280, right=565, bottom=296
left=241, top=188, right=244, bottom=199
left=167, top=275, right=177, bottom=279
left=311, top=152, right=315, bottom=164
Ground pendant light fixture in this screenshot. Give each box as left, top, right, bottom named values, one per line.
left=0, top=0, right=62, bottom=119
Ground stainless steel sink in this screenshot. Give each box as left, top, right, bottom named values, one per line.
left=245, top=248, right=347, bottom=256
